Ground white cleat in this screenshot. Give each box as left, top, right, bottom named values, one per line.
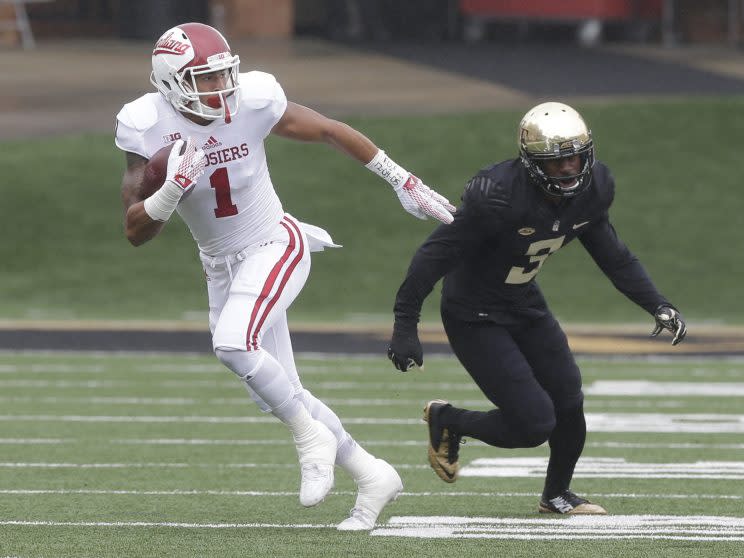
left=299, top=462, right=335, bottom=507
left=337, top=459, right=403, bottom=531
left=295, top=420, right=337, bottom=507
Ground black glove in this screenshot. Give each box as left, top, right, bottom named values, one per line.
left=650, top=305, right=687, bottom=346
left=387, top=321, right=423, bottom=372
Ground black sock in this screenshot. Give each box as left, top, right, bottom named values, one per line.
left=542, top=399, right=586, bottom=499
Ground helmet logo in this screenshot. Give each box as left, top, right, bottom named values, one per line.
left=153, top=31, right=190, bottom=56
left=518, top=227, right=536, bottom=236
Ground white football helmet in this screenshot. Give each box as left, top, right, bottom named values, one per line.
left=150, top=22, right=240, bottom=123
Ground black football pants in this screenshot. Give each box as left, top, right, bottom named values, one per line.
left=440, top=310, right=586, bottom=497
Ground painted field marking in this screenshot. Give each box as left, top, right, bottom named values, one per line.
left=0, top=463, right=414, bottom=473
left=586, top=381, right=744, bottom=396
left=4, top=437, right=743, bottom=452
left=0, top=414, right=422, bottom=425
left=371, top=515, right=744, bottom=541
left=0, top=396, right=484, bottom=407
left=586, top=413, right=744, bottom=433
left=1, top=413, right=744, bottom=433
left=586, top=441, right=744, bottom=449
left=0, top=520, right=333, bottom=529
left=3, top=515, right=744, bottom=540
left=0, top=438, right=70, bottom=445
left=0, top=489, right=740, bottom=501
left=6, top=457, right=744, bottom=480
left=0, top=379, right=487, bottom=391
left=461, top=457, right=744, bottom=479
left=0, top=396, right=704, bottom=408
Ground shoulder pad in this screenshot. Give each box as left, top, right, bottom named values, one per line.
left=239, top=71, right=285, bottom=110
left=463, top=173, right=513, bottom=211
left=115, top=93, right=160, bottom=132
left=590, top=161, right=615, bottom=209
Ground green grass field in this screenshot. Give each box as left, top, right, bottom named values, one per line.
left=2, top=98, right=744, bottom=325
left=1, top=351, right=743, bottom=557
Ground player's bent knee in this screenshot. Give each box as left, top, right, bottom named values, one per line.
left=214, top=347, right=265, bottom=380
left=520, top=418, right=556, bottom=447
left=554, top=390, right=585, bottom=417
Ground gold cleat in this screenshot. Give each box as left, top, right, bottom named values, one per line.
left=423, top=399, right=461, bottom=483
left=538, top=490, right=607, bottom=515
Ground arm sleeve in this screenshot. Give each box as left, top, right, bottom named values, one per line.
left=393, top=222, right=465, bottom=324
left=579, top=214, right=670, bottom=314
left=393, top=175, right=504, bottom=324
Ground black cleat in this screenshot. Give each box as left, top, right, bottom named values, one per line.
left=423, top=399, right=461, bottom=483
left=539, top=490, right=607, bottom=515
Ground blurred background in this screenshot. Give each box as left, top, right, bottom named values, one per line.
left=2, top=0, right=743, bottom=46
left=1, top=0, right=743, bottom=352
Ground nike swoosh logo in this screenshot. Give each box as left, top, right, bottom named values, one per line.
left=572, top=221, right=590, bottom=230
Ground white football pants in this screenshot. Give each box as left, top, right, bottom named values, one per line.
left=201, top=214, right=357, bottom=461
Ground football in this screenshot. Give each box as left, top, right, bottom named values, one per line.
left=140, top=142, right=180, bottom=198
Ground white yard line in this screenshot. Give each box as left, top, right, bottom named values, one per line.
left=0, top=520, right=334, bottom=529
left=586, top=441, right=744, bottom=449
left=0, top=395, right=700, bottom=408
left=6, top=456, right=744, bottom=480
left=0, top=414, right=423, bottom=425
left=461, top=456, right=744, bottom=479
left=0, top=438, right=71, bottom=445
left=2, top=413, right=744, bottom=433
left=2, top=436, right=743, bottom=450
left=371, top=515, right=744, bottom=541
left=0, top=379, right=486, bottom=391
left=586, top=381, right=744, bottom=396
left=0, top=489, right=739, bottom=500
left=3, top=515, right=744, bottom=541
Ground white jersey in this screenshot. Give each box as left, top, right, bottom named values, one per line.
left=115, top=71, right=287, bottom=256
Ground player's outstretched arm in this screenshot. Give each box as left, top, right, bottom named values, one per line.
left=271, top=102, right=456, bottom=224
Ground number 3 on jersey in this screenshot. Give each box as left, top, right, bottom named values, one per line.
left=210, top=167, right=238, bottom=218
left=505, top=236, right=565, bottom=284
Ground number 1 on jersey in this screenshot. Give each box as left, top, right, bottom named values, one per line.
left=209, top=167, right=238, bottom=218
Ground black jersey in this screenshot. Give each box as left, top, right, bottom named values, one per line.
left=394, top=158, right=670, bottom=325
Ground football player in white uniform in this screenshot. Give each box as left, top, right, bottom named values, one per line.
left=116, top=22, right=456, bottom=531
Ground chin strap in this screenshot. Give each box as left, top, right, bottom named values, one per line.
left=222, top=93, right=232, bottom=123
left=195, top=93, right=232, bottom=123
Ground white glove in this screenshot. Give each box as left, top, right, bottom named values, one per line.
left=365, top=150, right=456, bottom=225
left=393, top=174, right=456, bottom=224
left=165, top=137, right=207, bottom=193
left=144, top=137, right=207, bottom=222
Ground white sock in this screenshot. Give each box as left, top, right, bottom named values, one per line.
left=337, top=441, right=377, bottom=482
left=285, top=404, right=318, bottom=441
left=298, top=389, right=354, bottom=455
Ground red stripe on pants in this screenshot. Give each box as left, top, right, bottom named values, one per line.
left=245, top=216, right=305, bottom=350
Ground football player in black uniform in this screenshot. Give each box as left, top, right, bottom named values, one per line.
left=387, top=102, right=687, bottom=515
